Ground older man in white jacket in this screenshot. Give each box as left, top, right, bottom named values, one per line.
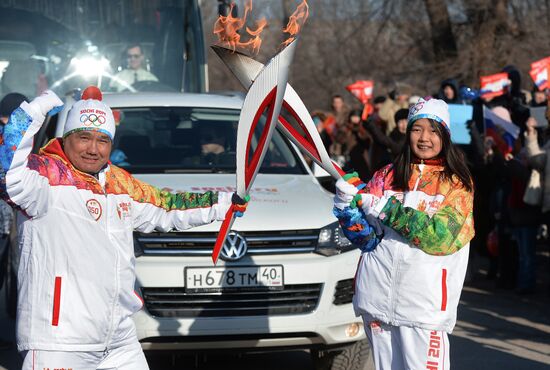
left=0, top=87, right=245, bottom=370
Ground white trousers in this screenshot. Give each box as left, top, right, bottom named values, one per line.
left=21, top=339, right=149, bottom=370
left=364, top=320, right=450, bottom=370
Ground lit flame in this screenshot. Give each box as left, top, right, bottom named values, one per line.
left=213, top=0, right=267, bottom=54
left=244, top=18, right=267, bottom=54
left=282, top=0, right=309, bottom=47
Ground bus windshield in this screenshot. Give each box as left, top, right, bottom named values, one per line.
left=0, top=0, right=206, bottom=99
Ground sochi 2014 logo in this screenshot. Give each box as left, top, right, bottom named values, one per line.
left=80, top=109, right=107, bottom=127
left=86, top=199, right=102, bottom=221
left=116, top=201, right=131, bottom=220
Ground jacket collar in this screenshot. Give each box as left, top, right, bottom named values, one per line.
left=412, top=157, right=445, bottom=166
left=40, top=138, right=108, bottom=189
left=40, top=138, right=70, bottom=163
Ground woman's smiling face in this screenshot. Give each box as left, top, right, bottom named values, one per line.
left=409, top=118, right=443, bottom=160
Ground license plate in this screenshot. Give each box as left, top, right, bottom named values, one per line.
left=185, top=265, right=284, bottom=292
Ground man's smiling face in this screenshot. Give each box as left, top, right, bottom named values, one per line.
left=63, top=131, right=112, bottom=174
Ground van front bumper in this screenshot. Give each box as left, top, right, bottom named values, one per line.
left=133, top=250, right=366, bottom=350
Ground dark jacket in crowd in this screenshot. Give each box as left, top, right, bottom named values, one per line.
left=346, top=130, right=372, bottom=181
left=486, top=65, right=530, bottom=132
left=437, top=78, right=460, bottom=104
left=364, top=117, right=406, bottom=159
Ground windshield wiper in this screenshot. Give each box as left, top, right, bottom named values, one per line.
left=123, top=165, right=235, bottom=174
left=210, top=167, right=233, bottom=174
left=163, top=169, right=213, bottom=174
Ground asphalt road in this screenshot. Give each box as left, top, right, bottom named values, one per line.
left=1, top=254, right=549, bottom=370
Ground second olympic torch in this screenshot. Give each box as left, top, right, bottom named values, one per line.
left=211, top=44, right=346, bottom=179
left=211, top=39, right=298, bottom=264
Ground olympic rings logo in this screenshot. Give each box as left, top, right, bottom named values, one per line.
left=408, top=102, right=424, bottom=118
left=80, top=113, right=107, bottom=127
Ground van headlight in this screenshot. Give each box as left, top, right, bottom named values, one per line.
left=315, top=221, right=355, bottom=256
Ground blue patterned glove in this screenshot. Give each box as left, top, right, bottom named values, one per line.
left=333, top=206, right=382, bottom=252
left=47, top=105, right=64, bottom=117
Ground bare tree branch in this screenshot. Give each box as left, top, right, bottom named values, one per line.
left=423, top=0, right=458, bottom=59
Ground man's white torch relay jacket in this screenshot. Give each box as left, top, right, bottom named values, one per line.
left=0, top=103, right=232, bottom=352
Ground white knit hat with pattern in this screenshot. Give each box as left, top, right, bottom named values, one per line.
left=408, top=97, right=451, bottom=133
left=64, top=86, right=116, bottom=140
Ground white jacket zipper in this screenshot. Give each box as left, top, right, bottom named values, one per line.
left=413, top=160, right=425, bottom=191
left=97, top=178, right=120, bottom=351
left=389, top=161, right=425, bottom=323
left=388, top=244, right=403, bottom=324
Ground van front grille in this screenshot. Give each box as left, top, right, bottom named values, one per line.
left=136, top=230, right=319, bottom=256
left=142, top=283, right=323, bottom=317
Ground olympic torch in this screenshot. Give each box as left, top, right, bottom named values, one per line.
left=211, top=45, right=345, bottom=179
left=211, top=39, right=298, bottom=264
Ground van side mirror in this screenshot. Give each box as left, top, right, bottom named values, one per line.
left=312, top=163, right=330, bottom=178
left=312, top=163, right=336, bottom=193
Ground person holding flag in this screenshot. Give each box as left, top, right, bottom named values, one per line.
left=0, top=87, right=247, bottom=370
left=333, top=98, right=474, bottom=370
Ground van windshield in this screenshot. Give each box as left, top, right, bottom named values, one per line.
left=110, top=107, right=307, bottom=175
left=0, top=1, right=205, bottom=100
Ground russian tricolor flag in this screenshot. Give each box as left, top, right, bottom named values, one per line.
left=483, top=106, right=520, bottom=155
left=480, top=73, right=510, bottom=99
left=530, top=56, right=550, bottom=91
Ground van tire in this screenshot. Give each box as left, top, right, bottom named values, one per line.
left=311, top=339, right=371, bottom=370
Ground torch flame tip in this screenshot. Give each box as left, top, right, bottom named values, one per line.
left=212, top=0, right=266, bottom=56
left=213, top=0, right=308, bottom=56
left=281, top=0, right=309, bottom=48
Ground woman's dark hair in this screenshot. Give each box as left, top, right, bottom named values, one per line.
left=391, top=119, right=473, bottom=192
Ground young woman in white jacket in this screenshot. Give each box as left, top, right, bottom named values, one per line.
left=333, top=98, right=475, bottom=370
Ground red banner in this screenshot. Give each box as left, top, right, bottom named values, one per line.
left=480, top=73, right=510, bottom=99
left=346, top=80, right=374, bottom=105
left=530, top=56, right=550, bottom=91
left=531, top=56, right=550, bottom=70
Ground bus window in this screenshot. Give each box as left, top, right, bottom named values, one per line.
left=0, top=0, right=206, bottom=98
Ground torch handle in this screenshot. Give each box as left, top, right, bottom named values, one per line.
left=212, top=204, right=237, bottom=265
left=330, top=161, right=367, bottom=194
left=332, top=161, right=346, bottom=177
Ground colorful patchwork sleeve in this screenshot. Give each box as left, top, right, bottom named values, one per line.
left=0, top=104, right=50, bottom=217
left=120, top=173, right=232, bottom=232
left=378, top=185, right=474, bottom=255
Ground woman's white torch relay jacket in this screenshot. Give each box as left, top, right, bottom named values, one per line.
left=348, top=161, right=475, bottom=334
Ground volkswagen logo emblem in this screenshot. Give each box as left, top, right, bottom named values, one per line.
left=220, top=232, right=248, bottom=261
